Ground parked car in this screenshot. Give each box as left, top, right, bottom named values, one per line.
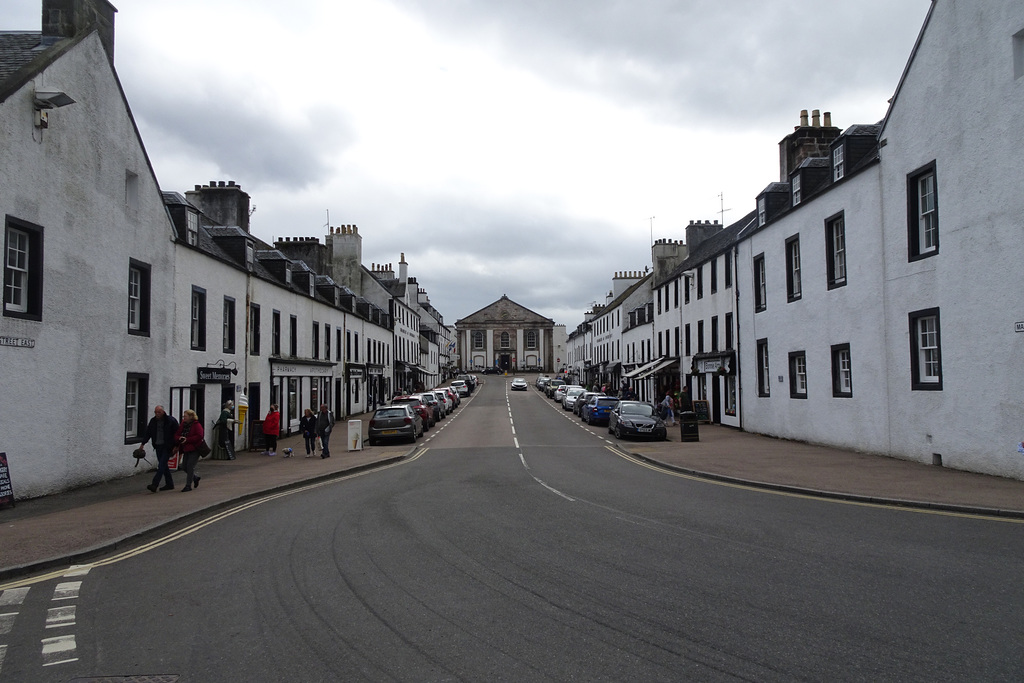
left=417, top=392, right=443, bottom=422
left=430, top=389, right=452, bottom=415
left=562, top=386, right=587, bottom=410
left=483, top=367, right=501, bottom=375
left=511, top=377, right=528, bottom=391
left=536, top=376, right=551, bottom=389
left=368, top=404, right=423, bottom=445
left=451, top=379, right=470, bottom=397
left=443, top=386, right=460, bottom=407
left=554, top=384, right=580, bottom=402
left=457, top=374, right=476, bottom=392
left=392, top=395, right=434, bottom=430
left=582, top=396, right=620, bottom=425
left=575, top=391, right=603, bottom=417
left=545, top=379, right=565, bottom=398
left=608, top=401, right=668, bottom=440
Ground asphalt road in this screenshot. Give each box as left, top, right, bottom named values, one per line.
left=4, top=379, right=1024, bottom=681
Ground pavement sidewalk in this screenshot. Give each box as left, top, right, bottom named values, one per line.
left=3, top=405, right=1024, bottom=584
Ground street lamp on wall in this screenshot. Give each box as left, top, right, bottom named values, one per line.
left=33, top=88, right=75, bottom=128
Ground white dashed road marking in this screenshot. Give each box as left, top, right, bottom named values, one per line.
left=41, top=634, right=77, bottom=666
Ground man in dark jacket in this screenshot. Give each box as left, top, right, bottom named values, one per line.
left=315, top=403, right=335, bottom=459
left=141, top=405, right=179, bottom=492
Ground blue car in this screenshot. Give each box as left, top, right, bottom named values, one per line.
left=583, top=396, right=620, bottom=425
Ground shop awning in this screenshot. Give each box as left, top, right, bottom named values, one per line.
left=623, top=357, right=663, bottom=379
left=636, top=357, right=676, bottom=379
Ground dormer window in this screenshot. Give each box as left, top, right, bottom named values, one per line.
left=285, top=265, right=292, bottom=284
left=792, top=174, right=802, bottom=206
left=245, top=242, right=254, bottom=271
left=186, top=210, right=199, bottom=246
left=757, top=197, right=766, bottom=227
left=832, top=146, right=845, bottom=181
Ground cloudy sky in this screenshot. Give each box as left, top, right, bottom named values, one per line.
left=4, top=0, right=930, bottom=326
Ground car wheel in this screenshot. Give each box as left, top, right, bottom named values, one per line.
left=409, top=431, right=417, bottom=443
left=613, top=424, right=622, bottom=439
left=607, top=422, right=614, bottom=434
left=369, top=438, right=378, bottom=447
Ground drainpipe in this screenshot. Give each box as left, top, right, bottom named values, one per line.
left=733, top=244, right=742, bottom=430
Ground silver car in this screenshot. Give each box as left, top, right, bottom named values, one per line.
left=562, top=386, right=587, bottom=410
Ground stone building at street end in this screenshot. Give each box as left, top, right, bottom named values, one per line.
left=455, top=296, right=557, bottom=373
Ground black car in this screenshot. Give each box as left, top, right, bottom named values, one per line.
left=608, top=401, right=668, bottom=440
left=483, top=367, right=501, bottom=375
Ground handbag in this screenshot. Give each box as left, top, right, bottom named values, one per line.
left=196, top=440, right=212, bottom=458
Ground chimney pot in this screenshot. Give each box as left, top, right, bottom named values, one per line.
left=812, top=109, right=821, bottom=127
left=800, top=109, right=809, bottom=127
left=823, top=111, right=832, bottom=127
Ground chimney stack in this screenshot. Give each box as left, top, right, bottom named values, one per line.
left=43, top=0, right=117, bottom=64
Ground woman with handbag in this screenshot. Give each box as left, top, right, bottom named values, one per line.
left=174, top=409, right=206, bottom=492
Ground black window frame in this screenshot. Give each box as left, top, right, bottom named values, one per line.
left=250, top=303, right=261, bottom=356
left=907, top=161, right=939, bottom=262
left=788, top=350, right=808, bottom=399
left=3, top=216, right=44, bottom=321
left=785, top=234, right=802, bottom=302
left=190, top=285, right=207, bottom=351
left=124, top=372, right=149, bottom=444
left=222, top=296, right=236, bottom=354
left=127, top=258, right=151, bottom=336
left=909, top=308, right=942, bottom=390
left=825, top=211, right=847, bottom=290
left=724, top=312, right=733, bottom=350
left=710, top=258, right=718, bottom=294
left=289, top=315, right=297, bottom=357
left=753, top=253, right=767, bottom=312
left=271, top=309, right=281, bottom=356
left=756, top=338, right=770, bottom=397
left=830, top=343, right=853, bottom=397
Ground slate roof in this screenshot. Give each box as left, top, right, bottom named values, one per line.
left=0, top=32, right=43, bottom=83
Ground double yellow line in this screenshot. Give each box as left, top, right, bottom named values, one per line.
left=0, top=449, right=428, bottom=590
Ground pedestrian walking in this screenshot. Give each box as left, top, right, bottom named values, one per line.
left=215, top=400, right=236, bottom=460
left=141, top=405, right=179, bottom=492
left=300, top=408, right=317, bottom=458
left=660, top=392, right=676, bottom=426
left=316, top=403, right=335, bottom=459
left=262, top=404, right=280, bottom=456
left=174, top=409, right=205, bottom=492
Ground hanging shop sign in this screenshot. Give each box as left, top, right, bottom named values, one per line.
left=197, top=368, right=234, bottom=383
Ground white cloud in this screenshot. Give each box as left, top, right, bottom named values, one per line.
left=2, top=0, right=931, bottom=324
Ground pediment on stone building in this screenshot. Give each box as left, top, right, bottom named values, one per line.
left=457, top=295, right=553, bottom=327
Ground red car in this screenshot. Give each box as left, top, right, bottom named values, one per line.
left=392, top=396, right=434, bottom=430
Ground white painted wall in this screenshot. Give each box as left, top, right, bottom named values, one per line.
left=0, top=35, right=176, bottom=497
left=878, top=0, right=1024, bottom=478
left=737, top=167, right=889, bottom=451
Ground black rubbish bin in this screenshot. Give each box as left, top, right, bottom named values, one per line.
left=679, top=411, right=699, bottom=442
